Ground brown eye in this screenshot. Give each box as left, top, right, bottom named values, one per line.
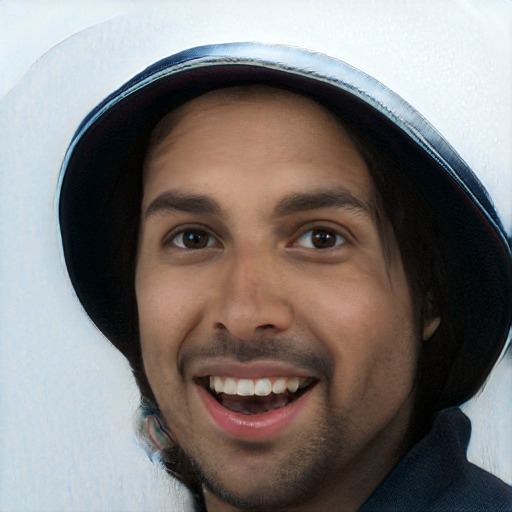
left=295, top=228, right=345, bottom=249
left=172, top=229, right=216, bottom=249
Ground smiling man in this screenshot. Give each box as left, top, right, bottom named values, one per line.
left=59, top=43, right=511, bottom=511
left=136, top=86, right=440, bottom=510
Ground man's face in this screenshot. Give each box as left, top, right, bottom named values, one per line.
left=136, top=88, right=434, bottom=510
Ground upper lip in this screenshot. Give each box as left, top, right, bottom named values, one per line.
left=191, top=358, right=320, bottom=380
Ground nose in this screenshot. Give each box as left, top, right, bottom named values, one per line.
left=211, top=249, right=294, bottom=341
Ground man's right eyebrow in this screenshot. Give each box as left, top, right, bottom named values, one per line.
left=144, top=190, right=223, bottom=220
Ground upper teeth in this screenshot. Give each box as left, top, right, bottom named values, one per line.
left=208, top=376, right=310, bottom=397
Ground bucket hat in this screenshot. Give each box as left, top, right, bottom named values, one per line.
left=58, top=42, right=511, bottom=409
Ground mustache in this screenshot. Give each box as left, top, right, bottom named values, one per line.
left=178, top=331, right=334, bottom=380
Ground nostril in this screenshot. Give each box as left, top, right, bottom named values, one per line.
left=213, top=321, right=280, bottom=341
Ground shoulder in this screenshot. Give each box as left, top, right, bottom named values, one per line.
left=430, top=459, right=511, bottom=511
left=361, top=408, right=511, bottom=511
left=428, top=409, right=511, bottom=511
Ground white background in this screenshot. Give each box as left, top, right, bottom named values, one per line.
left=1, top=1, right=511, bottom=511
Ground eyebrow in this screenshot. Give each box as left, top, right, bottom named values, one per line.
left=273, top=188, right=371, bottom=218
left=144, top=187, right=371, bottom=221
left=144, top=190, right=223, bottom=219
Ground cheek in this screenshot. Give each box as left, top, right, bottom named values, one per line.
left=296, top=271, right=419, bottom=409
left=136, top=268, right=206, bottom=372
left=136, top=270, right=208, bottom=435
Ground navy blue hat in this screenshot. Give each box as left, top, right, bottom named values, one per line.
left=58, top=42, right=511, bottom=408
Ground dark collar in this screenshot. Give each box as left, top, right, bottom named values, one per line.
left=360, top=408, right=511, bottom=511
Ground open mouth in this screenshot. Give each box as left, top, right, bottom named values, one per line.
left=196, top=376, right=317, bottom=415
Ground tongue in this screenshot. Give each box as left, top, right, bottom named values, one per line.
left=218, top=393, right=290, bottom=415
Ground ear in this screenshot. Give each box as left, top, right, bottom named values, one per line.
left=422, top=315, right=441, bottom=341
left=146, top=414, right=174, bottom=450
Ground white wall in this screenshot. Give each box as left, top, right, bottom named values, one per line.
left=1, top=1, right=510, bottom=511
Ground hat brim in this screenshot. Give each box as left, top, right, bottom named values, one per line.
left=58, top=42, right=511, bottom=406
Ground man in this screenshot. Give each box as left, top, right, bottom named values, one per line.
left=58, top=43, right=511, bottom=511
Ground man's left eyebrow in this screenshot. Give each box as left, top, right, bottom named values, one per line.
left=273, top=188, right=371, bottom=217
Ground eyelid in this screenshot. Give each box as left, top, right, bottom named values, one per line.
left=288, top=221, right=352, bottom=248
left=162, top=223, right=222, bottom=249
left=294, top=229, right=345, bottom=249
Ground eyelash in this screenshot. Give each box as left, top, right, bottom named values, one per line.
left=291, top=227, right=346, bottom=250
left=163, top=225, right=219, bottom=250
left=163, top=224, right=348, bottom=252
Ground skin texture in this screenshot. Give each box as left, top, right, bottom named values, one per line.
left=135, top=88, right=440, bottom=511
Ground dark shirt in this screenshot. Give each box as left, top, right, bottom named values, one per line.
left=361, top=408, right=511, bottom=511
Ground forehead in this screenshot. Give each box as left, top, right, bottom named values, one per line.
left=146, top=85, right=347, bottom=152
left=141, top=85, right=374, bottom=210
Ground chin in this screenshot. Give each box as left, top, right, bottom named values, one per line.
left=202, top=474, right=314, bottom=512
left=189, top=435, right=338, bottom=511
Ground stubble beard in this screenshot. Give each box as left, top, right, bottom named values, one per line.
left=154, top=332, right=412, bottom=510
left=179, top=405, right=347, bottom=511
left=167, top=335, right=345, bottom=510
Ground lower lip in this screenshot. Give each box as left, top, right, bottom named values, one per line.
left=198, top=386, right=312, bottom=441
